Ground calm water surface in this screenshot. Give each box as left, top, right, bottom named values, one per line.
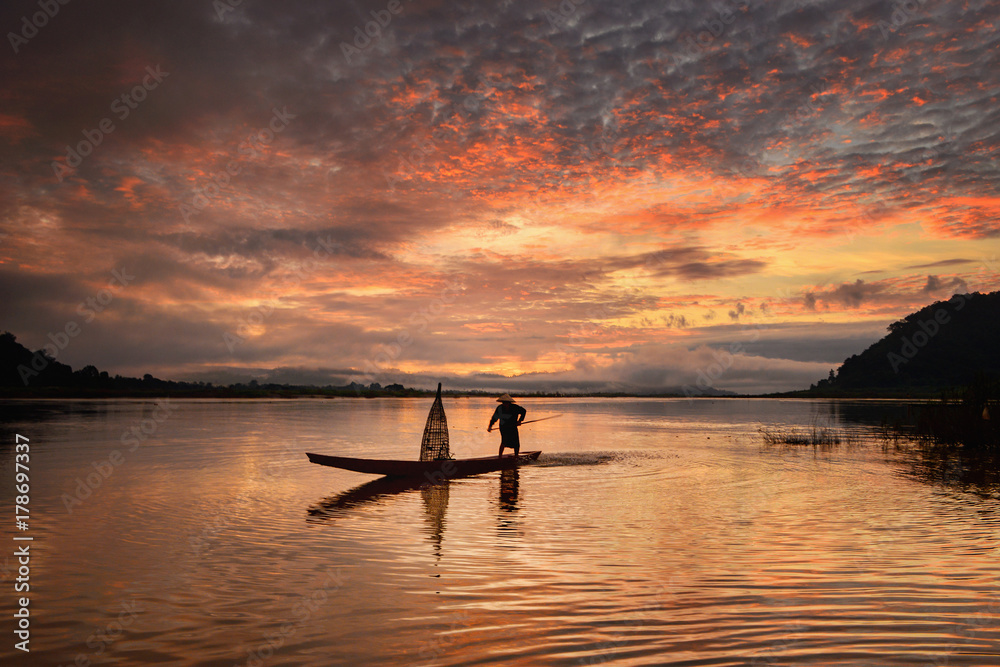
left=0, top=397, right=998, bottom=666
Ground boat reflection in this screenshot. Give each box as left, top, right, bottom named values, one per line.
left=308, top=475, right=453, bottom=559
left=308, top=476, right=448, bottom=518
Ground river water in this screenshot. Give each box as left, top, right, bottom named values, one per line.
left=0, top=397, right=998, bottom=666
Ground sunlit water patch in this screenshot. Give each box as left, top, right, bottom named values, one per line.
left=1, top=397, right=998, bottom=666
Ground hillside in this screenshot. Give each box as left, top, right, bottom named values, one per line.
left=802, top=291, right=1000, bottom=395
left=0, top=331, right=206, bottom=395
left=0, top=332, right=413, bottom=397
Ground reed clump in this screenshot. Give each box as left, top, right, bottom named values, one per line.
left=758, top=425, right=858, bottom=447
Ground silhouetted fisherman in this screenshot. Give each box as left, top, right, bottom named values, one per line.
left=488, top=393, right=526, bottom=457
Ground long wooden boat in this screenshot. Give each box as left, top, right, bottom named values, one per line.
left=307, top=383, right=541, bottom=480
left=305, top=451, right=541, bottom=480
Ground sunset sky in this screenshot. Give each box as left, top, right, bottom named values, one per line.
left=1, top=0, right=998, bottom=393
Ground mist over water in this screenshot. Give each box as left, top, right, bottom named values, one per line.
left=1, top=397, right=998, bottom=666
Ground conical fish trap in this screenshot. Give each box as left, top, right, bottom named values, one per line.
left=420, top=383, right=450, bottom=461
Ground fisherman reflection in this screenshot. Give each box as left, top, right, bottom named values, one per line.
left=499, top=468, right=519, bottom=511
left=497, top=467, right=521, bottom=537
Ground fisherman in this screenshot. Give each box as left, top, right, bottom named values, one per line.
left=488, top=393, right=526, bottom=457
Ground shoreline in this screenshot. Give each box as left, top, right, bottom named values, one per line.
left=0, top=388, right=954, bottom=400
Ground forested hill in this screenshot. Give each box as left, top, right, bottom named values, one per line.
left=805, top=291, right=1000, bottom=395
left=0, top=330, right=196, bottom=394
left=0, top=331, right=411, bottom=397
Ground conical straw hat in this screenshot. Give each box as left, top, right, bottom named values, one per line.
left=496, top=393, right=515, bottom=403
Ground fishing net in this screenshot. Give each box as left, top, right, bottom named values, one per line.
left=419, top=383, right=450, bottom=461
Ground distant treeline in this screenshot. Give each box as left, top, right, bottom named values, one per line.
left=0, top=332, right=688, bottom=399
left=0, top=332, right=423, bottom=398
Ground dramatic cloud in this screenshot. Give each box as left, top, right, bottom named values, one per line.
left=1, top=0, right=998, bottom=393
left=922, top=274, right=968, bottom=295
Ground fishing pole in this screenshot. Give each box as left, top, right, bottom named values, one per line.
left=518, top=414, right=562, bottom=426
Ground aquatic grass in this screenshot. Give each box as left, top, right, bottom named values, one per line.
left=758, top=424, right=859, bottom=447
